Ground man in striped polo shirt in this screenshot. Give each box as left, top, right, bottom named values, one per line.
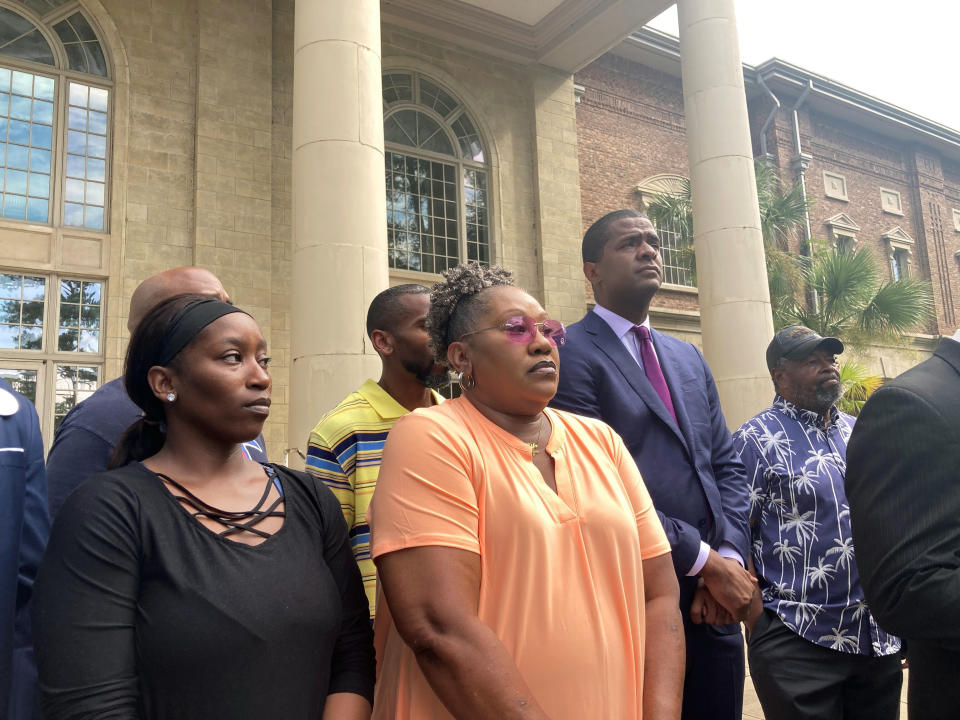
left=306, top=285, right=447, bottom=618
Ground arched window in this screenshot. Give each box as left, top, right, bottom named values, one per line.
left=1, top=0, right=110, bottom=229
left=383, top=71, right=490, bottom=274
left=0, top=0, right=111, bottom=440
left=635, top=174, right=695, bottom=288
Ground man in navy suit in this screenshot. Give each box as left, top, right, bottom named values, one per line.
left=551, top=209, right=755, bottom=719
left=0, top=378, right=48, bottom=719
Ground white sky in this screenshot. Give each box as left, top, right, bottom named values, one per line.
left=647, top=1, right=959, bottom=132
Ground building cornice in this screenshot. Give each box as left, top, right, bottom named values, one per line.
left=612, top=28, right=960, bottom=162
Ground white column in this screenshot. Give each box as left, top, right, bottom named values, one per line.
left=290, top=0, right=387, bottom=464
left=678, top=0, right=773, bottom=429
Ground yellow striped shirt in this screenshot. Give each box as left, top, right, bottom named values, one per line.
left=305, top=379, right=442, bottom=618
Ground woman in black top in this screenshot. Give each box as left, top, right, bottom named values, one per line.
left=33, top=294, right=375, bottom=719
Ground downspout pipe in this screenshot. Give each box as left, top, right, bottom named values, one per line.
left=790, top=79, right=818, bottom=312
left=756, top=74, right=779, bottom=161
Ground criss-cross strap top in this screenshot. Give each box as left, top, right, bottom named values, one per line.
left=156, top=466, right=285, bottom=540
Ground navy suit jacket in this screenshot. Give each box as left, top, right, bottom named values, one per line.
left=0, top=379, right=48, bottom=719
left=550, top=310, right=750, bottom=582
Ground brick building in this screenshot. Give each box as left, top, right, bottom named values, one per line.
left=576, top=28, right=960, bottom=374
left=0, top=0, right=951, bottom=461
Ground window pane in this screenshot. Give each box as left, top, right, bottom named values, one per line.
left=0, top=275, right=18, bottom=298
left=58, top=328, right=78, bottom=351
left=63, top=202, right=83, bottom=226
left=66, top=154, right=84, bottom=178
left=83, top=205, right=103, bottom=229
left=0, top=274, right=45, bottom=349
left=89, top=111, right=107, bottom=134
left=65, top=178, right=84, bottom=203
left=86, top=157, right=104, bottom=182
left=69, top=83, right=87, bottom=106
left=87, top=133, right=106, bottom=159
left=0, top=299, right=18, bottom=324
left=54, top=364, right=99, bottom=430
left=19, top=325, right=41, bottom=349
left=385, top=150, right=459, bottom=273
left=0, top=325, right=19, bottom=348
left=3, top=193, right=26, bottom=218
left=27, top=172, right=49, bottom=198
left=33, top=99, right=52, bottom=124
left=60, top=280, right=81, bottom=303
left=65, top=82, right=110, bottom=229
left=0, top=68, right=54, bottom=223
left=68, top=106, right=86, bottom=131
left=0, top=10, right=55, bottom=66
left=80, top=304, right=99, bottom=328
left=29, top=148, right=50, bottom=173
left=655, top=217, right=695, bottom=287
left=33, top=76, right=53, bottom=101
left=22, top=276, right=44, bottom=300
left=78, top=330, right=98, bottom=353
left=88, top=87, right=108, bottom=112
left=59, top=302, right=79, bottom=328
left=21, top=301, right=43, bottom=325
left=7, top=143, right=28, bottom=169
left=0, top=368, right=37, bottom=403
left=26, top=196, right=48, bottom=222
left=81, top=281, right=100, bottom=303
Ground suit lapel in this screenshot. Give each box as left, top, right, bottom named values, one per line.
left=584, top=312, right=689, bottom=450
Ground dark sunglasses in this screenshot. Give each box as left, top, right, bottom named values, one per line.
left=459, top=315, right=566, bottom=347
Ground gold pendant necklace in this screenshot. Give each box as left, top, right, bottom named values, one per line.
left=528, top=414, right=547, bottom=457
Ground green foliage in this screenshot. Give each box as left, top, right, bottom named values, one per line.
left=835, top=358, right=883, bottom=416
left=643, top=162, right=934, bottom=351
left=781, top=244, right=934, bottom=347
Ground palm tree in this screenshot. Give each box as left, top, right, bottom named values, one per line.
left=646, top=162, right=935, bottom=415
left=645, top=160, right=807, bottom=324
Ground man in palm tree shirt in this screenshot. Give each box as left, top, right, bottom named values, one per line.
left=732, top=325, right=901, bottom=719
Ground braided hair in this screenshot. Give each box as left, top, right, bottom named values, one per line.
left=427, top=262, right=515, bottom=367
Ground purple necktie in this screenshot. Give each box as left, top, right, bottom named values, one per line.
left=633, top=325, right=677, bottom=423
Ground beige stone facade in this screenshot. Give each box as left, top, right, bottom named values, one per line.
left=2, top=0, right=951, bottom=458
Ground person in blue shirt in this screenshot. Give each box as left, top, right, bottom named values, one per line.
left=45, top=267, right=268, bottom=519
left=733, top=325, right=902, bottom=720
left=0, top=378, right=48, bottom=719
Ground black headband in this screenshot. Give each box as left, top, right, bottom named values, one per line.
left=158, top=299, right=247, bottom=365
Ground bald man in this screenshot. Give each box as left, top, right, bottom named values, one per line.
left=45, top=267, right=268, bottom=519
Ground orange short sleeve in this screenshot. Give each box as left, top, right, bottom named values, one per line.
left=369, top=410, right=480, bottom=559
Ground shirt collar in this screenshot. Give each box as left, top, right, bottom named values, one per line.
left=772, top=394, right=836, bottom=431
left=592, top=304, right=650, bottom=340
left=953, top=328, right=960, bottom=343
left=356, top=378, right=442, bottom=420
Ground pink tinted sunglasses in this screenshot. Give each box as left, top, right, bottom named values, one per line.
left=459, top=315, right=567, bottom=347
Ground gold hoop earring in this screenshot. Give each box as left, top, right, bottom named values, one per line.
left=457, top=371, right=476, bottom=390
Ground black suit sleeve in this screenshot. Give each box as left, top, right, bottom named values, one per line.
left=846, top=384, right=960, bottom=644
left=32, top=476, right=141, bottom=719
left=314, top=477, right=376, bottom=704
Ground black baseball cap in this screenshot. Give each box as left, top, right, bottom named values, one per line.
left=766, top=325, right=844, bottom=371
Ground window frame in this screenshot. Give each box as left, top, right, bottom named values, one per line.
left=0, top=266, right=105, bottom=445
left=0, top=0, right=113, bottom=232
left=382, top=70, right=492, bottom=278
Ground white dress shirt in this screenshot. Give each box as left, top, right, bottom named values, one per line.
left=592, top=304, right=742, bottom=576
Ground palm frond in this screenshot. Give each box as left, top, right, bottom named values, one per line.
left=857, top=276, right=934, bottom=334
left=836, top=359, right=883, bottom=416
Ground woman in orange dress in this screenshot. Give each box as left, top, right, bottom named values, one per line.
left=369, top=263, right=684, bottom=720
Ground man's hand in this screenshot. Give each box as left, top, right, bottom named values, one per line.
left=743, top=585, right=764, bottom=637
left=700, top=549, right=757, bottom=621
left=690, top=580, right=733, bottom=626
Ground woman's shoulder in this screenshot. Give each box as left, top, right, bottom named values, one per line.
left=548, top=406, right=620, bottom=442
left=52, top=463, right=156, bottom=534
left=271, top=463, right=341, bottom=520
